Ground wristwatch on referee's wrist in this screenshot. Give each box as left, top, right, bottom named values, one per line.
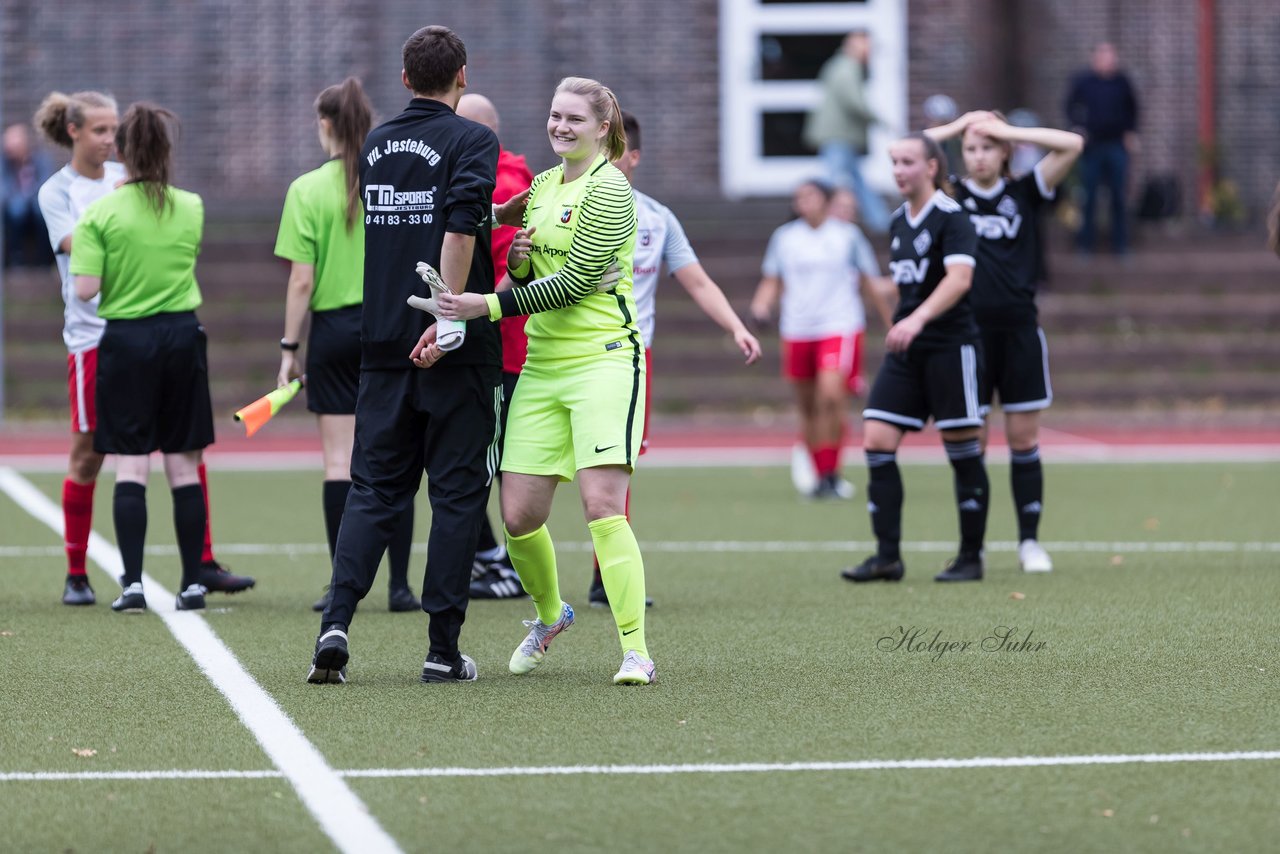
left=280, top=338, right=300, bottom=351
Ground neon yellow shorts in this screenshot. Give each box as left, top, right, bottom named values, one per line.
left=502, top=350, right=646, bottom=481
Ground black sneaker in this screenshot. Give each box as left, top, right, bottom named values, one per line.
left=311, top=586, right=331, bottom=613
left=62, top=575, right=96, bottom=606
left=934, top=553, right=984, bottom=582
left=587, top=575, right=654, bottom=608
left=307, top=627, right=349, bottom=684
left=420, top=651, right=478, bottom=683
left=199, top=561, right=256, bottom=594
left=469, top=562, right=528, bottom=600
left=111, top=582, right=147, bottom=613
left=388, top=585, right=420, bottom=612
left=841, top=555, right=906, bottom=583
left=175, top=583, right=208, bottom=611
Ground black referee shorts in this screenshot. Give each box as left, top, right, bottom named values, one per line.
left=863, top=341, right=984, bottom=432
left=979, top=324, right=1053, bottom=413
left=94, top=311, right=215, bottom=455
left=306, top=304, right=362, bottom=415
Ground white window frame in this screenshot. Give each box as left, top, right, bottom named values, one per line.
left=718, top=0, right=908, bottom=198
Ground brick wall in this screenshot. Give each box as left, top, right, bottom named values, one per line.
left=2, top=0, right=1272, bottom=216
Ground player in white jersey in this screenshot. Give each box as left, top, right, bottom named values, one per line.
left=583, top=112, right=763, bottom=606
left=35, top=90, right=249, bottom=606
left=751, top=180, right=892, bottom=499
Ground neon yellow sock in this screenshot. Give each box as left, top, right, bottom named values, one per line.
left=505, top=524, right=562, bottom=626
left=588, top=515, right=648, bottom=657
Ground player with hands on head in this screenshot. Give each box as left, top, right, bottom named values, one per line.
left=925, top=109, right=1082, bottom=572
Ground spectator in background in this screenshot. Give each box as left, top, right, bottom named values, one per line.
left=3, top=123, right=55, bottom=268
left=1065, top=42, right=1139, bottom=255
left=804, top=31, right=891, bottom=233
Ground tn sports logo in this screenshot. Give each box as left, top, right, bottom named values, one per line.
left=364, top=184, right=436, bottom=212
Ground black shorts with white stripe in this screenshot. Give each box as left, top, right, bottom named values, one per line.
left=863, top=342, right=984, bottom=432
left=979, top=324, right=1052, bottom=413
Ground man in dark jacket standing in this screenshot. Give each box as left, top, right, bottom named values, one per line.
left=307, top=25, right=511, bottom=685
left=1065, top=42, right=1140, bottom=255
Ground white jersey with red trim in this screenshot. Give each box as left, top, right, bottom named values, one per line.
left=631, top=190, right=698, bottom=348
left=761, top=217, right=879, bottom=341
left=37, top=161, right=126, bottom=353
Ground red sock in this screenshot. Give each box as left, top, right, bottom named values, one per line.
left=63, top=479, right=95, bottom=576
left=198, top=462, right=215, bottom=564
left=814, top=445, right=840, bottom=478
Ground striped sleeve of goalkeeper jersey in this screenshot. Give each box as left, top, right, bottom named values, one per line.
left=503, top=165, right=636, bottom=316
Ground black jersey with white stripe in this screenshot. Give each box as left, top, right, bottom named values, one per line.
left=887, top=189, right=980, bottom=349
left=954, top=163, right=1054, bottom=328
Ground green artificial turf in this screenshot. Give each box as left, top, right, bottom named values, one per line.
left=1, top=462, right=1277, bottom=852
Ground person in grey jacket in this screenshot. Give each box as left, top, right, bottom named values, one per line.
left=804, top=31, right=891, bottom=232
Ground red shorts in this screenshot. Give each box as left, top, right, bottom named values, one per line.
left=782, top=331, right=865, bottom=394
left=67, top=348, right=98, bottom=433
left=640, top=347, right=653, bottom=455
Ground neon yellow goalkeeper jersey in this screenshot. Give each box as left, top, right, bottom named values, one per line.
left=486, top=153, right=638, bottom=362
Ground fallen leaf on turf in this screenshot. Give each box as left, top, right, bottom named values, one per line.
left=1143, top=517, right=1160, bottom=531
left=677, top=720, right=686, bottom=725
left=1149, top=815, right=1159, bottom=824
left=1110, top=555, right=1124, bottom=566
left=1009, top=592, right=1026, bottom=600
left=418, top=796, right=429, bottom=806
left=1182, top=829, right=1192, bottom=838
left=0, top=631, right=13, bottom=637
left=72, top=748, right=97, bottom=758
left=1102, top=809, right=1113, bottom=818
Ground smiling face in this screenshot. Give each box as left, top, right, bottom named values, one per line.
left=961, top=128, right=1008, bottom=185
left=68, top=106, right=119, bottom=169
left=889, top=137, right=936, bottom=200
left=547, top=91, right=608, bottom=164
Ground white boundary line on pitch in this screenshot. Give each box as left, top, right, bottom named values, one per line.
left=3, top=443, right=1280, bottom=471
left=5, top=538, right=1280, bottom=560
left=4, top=749, right=1279, bottom=783
left=0, top=467, right=401, bottom=854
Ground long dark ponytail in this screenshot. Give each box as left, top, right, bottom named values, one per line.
left=117, top=103, right=178, bottom=215
left=904, top=131, right=954, bottom=197
left=315, top=77, right=373, bottom=230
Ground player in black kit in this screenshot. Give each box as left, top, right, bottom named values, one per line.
left=842, top=133, right=989, bottom=583
left=926, top=111, right=1082, bottom=573
left=306, top=26, right=522, bottom=685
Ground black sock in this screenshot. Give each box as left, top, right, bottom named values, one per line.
left=945, top=438, right=989, bottom=559
left=387, top=503, right=414, bottom=590
left=865, top=451, right=903, bottom=562
left=1010, top=446, right=1043, bottom=541
left=322, top=480, right=352, bottom=564
left=171, top=484, right=206, bottom=589
left=113, top=482, right=147, bottom=586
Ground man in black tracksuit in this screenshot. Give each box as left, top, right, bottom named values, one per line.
left=307, top=25, right=502, bottom=685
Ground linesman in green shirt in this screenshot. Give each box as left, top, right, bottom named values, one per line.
left=435, top=77, right=655, bottom=685
left=72, top=103, right=215, bottom=613
left=274, top=78, right=419, bottom=614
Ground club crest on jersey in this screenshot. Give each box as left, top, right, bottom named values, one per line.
left=560, top=207, right=574, bottom=224
left=963, top=197, right=978, bottom=211
left=639, top=228, right=651, bottom=247
left=912, top=230, right=932, bottom=257
left=997, top=196, right=1019, bottom=218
